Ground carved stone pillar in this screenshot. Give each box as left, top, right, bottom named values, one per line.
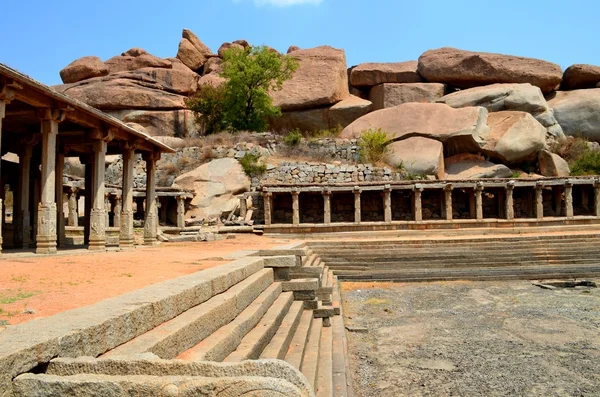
left=594, top=180, right=600, bottom=217
left=535, top=182, right=544, bottom=220
left=354, top=188, right=361, bottom=224
left=144, top=151, right=160, bottom=246
left=176, top=196, right=185, bottom=229
left=475, top=183, right=484, bottom=221
left=104, top=193, right=111, bottom=228
left=113, top=196, right=121, bottom=229
left=36, top=109, right=64, bottom=254
left=292, top=191, right=300, bottom=225
left=383, top=186, right=392, bottom=223
left=120, top=147, right=135, bottom=249
left=565, top=181, right=574, bottom=218
left=444, top=184, right=453, bottom=221
left=16, top=143, right=33, bottom=248
left=323, top=191, right=332, bottom=225
left=83, top=158, right=93, bottom=245
left=505, top=182, right=515, bottom=221
left=56, top=152, right=65, bottom=248
left=414, top=186, right=423, bottom=222
left=263, top=192, right=272, bottom=226
left=89, top=139, right=107, bottom=251
left=67, top=188, right=78, bottom=227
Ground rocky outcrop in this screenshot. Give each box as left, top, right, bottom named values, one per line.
left=384, top=137, right=444, bottom=179
left=350, top=61, right=422, bottom=87
left=481, top=112, right=547, bottom=164
left=438, top=83, right=563, bottom=137
left=561, top=64, right=600, bottom=90
left=445, top=154, right=512, bottom=180
left=203, top=57, right=223, bottom=75
left=59, top=56, right=109, bottom=84
left=418, top=47, right=563, bottom=94
left=105, top=52, right=172, bottom=74
left=538, top=150, right=570, bottom=177
left=340, top=103, right=488, bottom=152
left=548, top=89, right=600, bottom=141
left=108, top=109, right=199, bottom=137
left=329, top=95, right=373, bottom=128
left=369, top=83, right=446, bottom=110
left=271, top=46, right=349, bottom=111
left=176, top=29, right=213, bottom=71
left=172, top=158, right=251, bottom=220
left=218, top=42, right=245, bottom=58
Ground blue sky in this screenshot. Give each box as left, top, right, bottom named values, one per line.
left=1, top=0, right=598, bottom=86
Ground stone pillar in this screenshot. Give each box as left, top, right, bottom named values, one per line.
left=144, top=151, right=160, bottom=246
left=113, top=196, right=121, bottom=229
left=444, top=184, right=453, bottom=221
left=323, top=191, right=332, bottom=225
left=176, top=196, right=186, bottom=229
left=595, top=181, right=600, bottom=217
left=83, top=159, right=93, bottom=245
left=535, top=182, right=544, bottom=220
left=89, top=139, right=107, bottom=251
left=56, top=152, right=65, bottom=248
left=263, top=192, right=272, bottom=226
left=104, top=193, right=111, bottom=227
left=353, top=188, right=361, bottom=224
left=239, top=196, right=248, bottom=219
left=475, top=183, right=484, bottom=221
left=36, top=109, right=64, bottom=254
left=414, top=186, right=423, bottom=222
left=565, top=181, right=574, bottom=218
left=67, top=188, right=78, bottom=227
left=0, top=86, right=19, bottom=252
left=120, top=147, right=135, bottom=249
left=383, top=186, right=392, bottom=223
left=16, top=143, right=33, bottom=248
left=505, top=182, right=515, bottom=221
left=291, top=191, right=300, bottom=225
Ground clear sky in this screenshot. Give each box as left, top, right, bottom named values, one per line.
left=1, top=0, right=599, bottom=86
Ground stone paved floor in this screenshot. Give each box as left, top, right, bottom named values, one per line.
left=342, top=280, right=600, bottom=397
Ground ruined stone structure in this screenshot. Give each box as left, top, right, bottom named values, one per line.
left=0, top=64, right=173, bottom=253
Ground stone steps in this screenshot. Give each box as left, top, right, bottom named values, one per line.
left=284, top=309, right=315, bottom=370
left=260, top=301, right=306, bottom=360
left=299, top=317, right=323, bottom=390
left=323, top=255, right=600, bottom=266
left=316, top=325, right=334, bottom=397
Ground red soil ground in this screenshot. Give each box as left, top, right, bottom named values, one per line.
left=0, top=235, right=296, bottom=327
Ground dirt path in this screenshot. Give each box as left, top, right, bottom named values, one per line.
left=342, top=280, right=600, bottom=397
left=0, top=235, right=296, bottom=326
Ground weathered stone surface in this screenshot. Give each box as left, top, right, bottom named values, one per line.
left=199, top=73, right=226, bottom=88
left=329, top=95, right=373, bottom=128
left=438, top=83, right=564, bottom=137
left=232, top=39, right=250, bottom=48
left=271, top=107, right=329, bottom=133
left=271, top=46, right=350, bottom=111
left=122, top=48, right=148, bottom=57
left=538, top=149, right=570, bottom=177
left=548, top=89, right=600, bottom=140
left=59, top=56, right=108, bottom=84
left=340, top=103, right=488, bottom=153
left=445, top=154, right=513, bottom=179
left=384, top=137, right=444, bottom=179
left=108, top=109, right=198, bottom=137
left=418, top=47, right=563, bottom=94
left=562, top=64, right=600, bottom=90
left=176, top=29, right=213, bottom=71
left=204, top=57, right=223, bottom=75
left=173, top=158, right=251, bottom=220
left=104, top=53, right=171, bottom=74
left=262, top=256, right=300, bottom=268
left=350, top=61, right=422, bottom=87
left=106, top=65, right=199, bottom=96
left=369, top=83, right=446, bottom=110
left=481, top=111, right=547, bottom=163
left=152, top=136, right=186, bottom=148
left=287, top=46, right=301, bottom=53
left=218, top=42, right=245, bottom=58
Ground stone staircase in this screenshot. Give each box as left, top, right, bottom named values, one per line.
left=308, top=230, right=600, bottom=282
left=2, top=247, right=353, bottom=397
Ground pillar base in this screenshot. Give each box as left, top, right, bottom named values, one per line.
left=119, top=240, right=136, bottom=251
left=89, top=208, right=106, bottom=251
left=144, top=238, right=160, bottom=247
left=36, top=203, right=57, bottom=255
left=88, top=240, right=106, bottom=251
left=36, top=237, right=57, bottom=254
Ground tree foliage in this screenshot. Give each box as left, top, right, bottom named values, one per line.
left=187, top=45, right=299, bottom=134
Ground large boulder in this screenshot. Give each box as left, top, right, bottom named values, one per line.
left=445, top=154, right=512, bottom=180
left=418, top=47, right=562, bottom=94
left=176, top=29, right=213, bottom=71
left=328, top=95, right=373, bottom=128
left=340, top=103, right=489, bottom=153
left=104, top=52, right=172, bottom=74
left=59, top=56, right=109, bottom=84
left=481, top=111, right=547, bottom=163
left=384, top=137, right=444, bottom=179
left=172, top=158, right=251, bottom=220
left=438, top=83, right=564, bottom=137
left=108, top=109, right=199, bottom=137
left=561, top=64, right=600, bottom=90
left=350, top=61, right=422, bottom=87
left=369, top=83, right=446, bottom=110
left=548, top=89, right=600, bottom=141
left=198, top=72, right=226, bottom=88
left=105, top=64, right=199, bottom=96
left=271, top=46, right=349, bottom=111
left=538, top=150, right=570, bottom=177
left=203, top=57, right=223, bottom=75
left=218, top=42, right=245, bottom=58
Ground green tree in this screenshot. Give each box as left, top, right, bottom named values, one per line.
left=186, top=84, right=227, bottom=135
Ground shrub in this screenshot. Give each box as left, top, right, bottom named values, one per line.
left=239, top=153, right=267, bottom=176
left=358, top=128, right=390, bottom=164
left=570, top=150, right=600, bottom=175
left=185, top=84, right=227, bottom=135
left=284, top=129, right=303, bottom=146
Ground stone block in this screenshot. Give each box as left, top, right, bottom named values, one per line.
left=282, top=279, right=319, bottom=292
left=262, top=255, right=300, bottom=268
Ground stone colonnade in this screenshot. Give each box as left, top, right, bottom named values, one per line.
left=263, top=179, right=600, bottom=226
